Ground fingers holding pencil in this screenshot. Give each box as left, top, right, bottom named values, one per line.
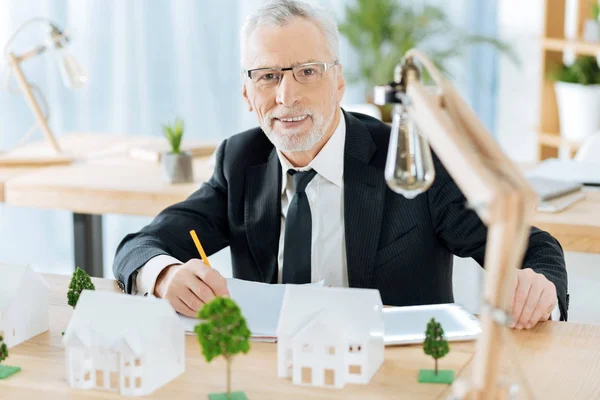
left=153, top=230, right=229, bottom=317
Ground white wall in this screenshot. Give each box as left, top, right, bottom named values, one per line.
left=495, top=0, right=544, bottom=163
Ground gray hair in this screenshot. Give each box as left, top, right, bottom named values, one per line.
left=240, top=0, right=340, bottom=66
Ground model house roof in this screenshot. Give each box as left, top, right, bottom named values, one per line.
left=277, top=286, right=384, bottom=339
left=0, top=264, right=47, bottom=311
left=63, top=290, right=182, bottom=354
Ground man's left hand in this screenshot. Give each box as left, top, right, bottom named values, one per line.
left=508, top=268, right=557, bottom=330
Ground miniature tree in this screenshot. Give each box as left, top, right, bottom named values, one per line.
left=418, top=318, right=454, bottom=384
left=0, top=335, right=7, bottom=363
left=195, top=297, right=251, bottom=400
left=67, top=267, right=95, bottom=308
left=0, top=334, right=21, bottom=379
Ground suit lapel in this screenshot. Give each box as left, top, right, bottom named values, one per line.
left=245, top=149, right=281, bottom=283
left=343, top=111, right=386, bottom=288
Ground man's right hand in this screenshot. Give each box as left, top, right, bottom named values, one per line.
left=153, top=259, right=229, bottom=317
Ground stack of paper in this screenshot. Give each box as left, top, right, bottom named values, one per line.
left=179, top=278, right=306, bottom=342
left=527, top=158, right=600, bottom=186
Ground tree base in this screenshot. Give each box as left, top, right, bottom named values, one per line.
left=208, top=391, right=248, bottom=400
left=0, top=365, right=22, bottom=379
left=418, top=369, right=454, bottom=384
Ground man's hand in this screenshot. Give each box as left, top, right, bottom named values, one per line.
left=153, top=259, right=229, bottom=317
left=508, top=268, right=557, bottom=330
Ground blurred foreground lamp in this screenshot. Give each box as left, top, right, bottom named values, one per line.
left=375, top=51, right=538, bottom=399
left=1, top=18, right=87, bottom=166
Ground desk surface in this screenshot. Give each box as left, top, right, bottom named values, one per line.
left=1, top=274, right=600, bottom=399
left=1, top=134, right=600, bottom=252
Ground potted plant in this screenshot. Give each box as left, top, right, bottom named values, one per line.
left=552, top=56, right=600, bottom=144
left=195, top=297, right=251, bottom=400
left=583, top=2, right=600, bottom=42
left=162, top=117, right=194, bottom=184
left=338, top=0, right=517, bottom=120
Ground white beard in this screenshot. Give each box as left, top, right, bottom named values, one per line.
left=261, top=104, right=337, bottom=152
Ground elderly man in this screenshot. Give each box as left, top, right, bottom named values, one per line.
left=113, top=0, right=568, bottom=329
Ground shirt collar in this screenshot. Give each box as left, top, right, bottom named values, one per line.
left=276, top=110, right=346, bottom=194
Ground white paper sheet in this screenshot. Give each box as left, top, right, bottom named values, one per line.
left=179, top=278, right=324, bottom=342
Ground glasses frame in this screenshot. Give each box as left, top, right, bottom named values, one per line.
left=243, top=60, right=339, bottom=87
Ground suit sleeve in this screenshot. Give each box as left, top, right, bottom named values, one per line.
left=426, top=154, right=569, bottom=320
left=112, top=139, right=230, bottom=293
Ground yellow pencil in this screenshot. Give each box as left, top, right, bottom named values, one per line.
left=190, top=229, right=212, bottom=268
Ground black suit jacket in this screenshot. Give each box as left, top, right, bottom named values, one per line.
left=113, top=111, right=569, bottom=319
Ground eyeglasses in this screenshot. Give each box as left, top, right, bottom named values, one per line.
left=244, top=60, right=339, bottom=88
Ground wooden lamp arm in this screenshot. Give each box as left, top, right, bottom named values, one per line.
left=402, top=49, right=538, bottom=398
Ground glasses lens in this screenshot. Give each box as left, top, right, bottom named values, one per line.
left=293, top=63, right=325, bottom=83
left=251, top=69, right=281, bottom=87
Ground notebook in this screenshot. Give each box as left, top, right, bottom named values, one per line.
left=527, top=176, right=583, bottom=201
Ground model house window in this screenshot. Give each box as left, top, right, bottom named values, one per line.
left=301, top=367, right=312, bottom=384
left=302, top=344, right=312, bottom=353
left=327, top=346, right=335, bottom=355
left=349, top=365, right=362, bottom=375
left=348, top=344, right=362, bottom=353
left=134, top=358, right=142, bottom=367
left=135, top=377, right=142, bottom=388
left=324, top=368, right=335, bottom=385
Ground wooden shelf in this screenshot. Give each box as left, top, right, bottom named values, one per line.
left=537, top=131, right=581, bottom=159
left=542, top=38, right=600, bottom=55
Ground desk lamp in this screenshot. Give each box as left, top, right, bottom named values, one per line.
left=375, top=50, right=537, bottom=399
left=1, top=18, right=87, bottom=166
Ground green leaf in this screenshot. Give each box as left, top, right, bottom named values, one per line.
left=194, top=297, right=251, bottom=364
left=67, top=267, right=95, bottom=308
left=162, top=118, right=185, bottom=154
left=549, top=56, right=600, bottom=85
left=338, top=0, right=518, bottom=96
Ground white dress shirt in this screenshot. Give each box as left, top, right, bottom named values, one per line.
left=276, top=112, right=347, bottom=287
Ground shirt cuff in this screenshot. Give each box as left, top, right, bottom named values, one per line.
left=551, top=298, right=561, bottom=321
left=134, top=255, right=183, bottom=296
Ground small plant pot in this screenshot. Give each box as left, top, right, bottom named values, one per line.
left=163, top=151, right=194, bottom=184
left=555, top=82, right=600, bottom=142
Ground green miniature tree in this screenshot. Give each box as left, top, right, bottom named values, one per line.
left=162, top=117, right=184, bottom=154
left=0, top=334, right=21, bottom=379
left=0, top=335, right=7, bottom=363
left=424, top=317, right=450, bottom=374
left=419, top=318, right=453, bottom=384
left=195, top=297, right=251, bottom=400
left=67, top=267, right=95, bottom=308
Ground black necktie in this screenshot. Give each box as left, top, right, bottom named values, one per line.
left=282, top=169, right=318, bottom=284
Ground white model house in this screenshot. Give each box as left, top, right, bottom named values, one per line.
left=62, top=290, right=185, bottom=396
left=277, top=286, right=384, bottom=388
left=0, top=264, right=49, bottom=348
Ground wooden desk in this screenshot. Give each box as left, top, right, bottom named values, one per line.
left=533, top=190, right=600, bottom=254
left=1, top=274, right=599, bottom=399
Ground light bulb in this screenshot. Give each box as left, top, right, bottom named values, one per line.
left=384, top=104, right=435, bottom=198
left=57, top=51, right=88, bottom=89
